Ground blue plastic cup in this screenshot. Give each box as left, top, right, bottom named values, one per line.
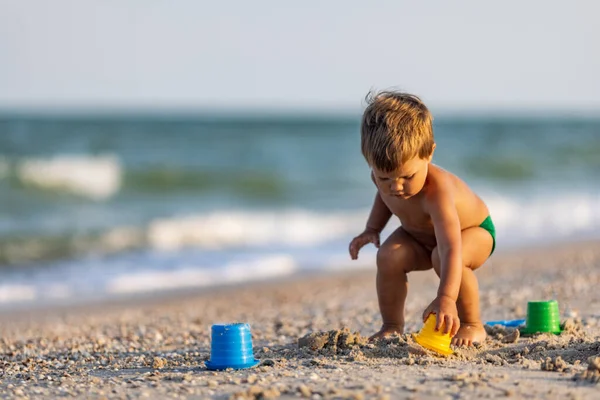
left=205, top=323, right=259, bottom=370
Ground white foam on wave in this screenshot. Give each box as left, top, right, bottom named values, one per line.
left=0, top=252, right=299, bottom=307
left=0, top=284, right=37, bottom=304
left=147, top=210, right=367, bottom=251
left=1, top=191, right=599, bottom=308
left=107, top=254, right=297, bottom=294
left=16, top=154, right=122, bottom=200
left=144, top=192, right=600, bottom=252
left=485, top=191, right=600, bottom=246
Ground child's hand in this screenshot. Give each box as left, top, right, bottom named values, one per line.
left=348, top=228, right=380, bottom=260
left=422, top=295, right=460, bottom=337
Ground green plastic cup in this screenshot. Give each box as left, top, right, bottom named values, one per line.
left=521, top=300, right=562, bottom=335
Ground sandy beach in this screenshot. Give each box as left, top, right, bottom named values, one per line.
left=1, top=240, right=600, bottom=399
left=3, top=2, right=600, bottom=399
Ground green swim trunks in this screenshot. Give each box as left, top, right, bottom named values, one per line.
left=479, top=215, right=496, bottom=255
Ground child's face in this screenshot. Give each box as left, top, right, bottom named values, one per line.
left=372, top=154, right=433, bottom=199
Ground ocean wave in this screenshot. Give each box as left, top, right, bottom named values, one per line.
left=6, top=155, right=286, bottom=199
left=107, top=254, right=297, bottom=294
left=0, top=192, right=599, bottom=268
left=485, top=192, right=600, bottom=245
left=0, top=284, right=37, bottom=304
left=14, top=154, right=122, bottom=200
left=0, top=209, right=366, bottom=265
left=0, top=248, right=374, bottom=306
left=146, top=209, right=367, bottom=250
left=138, top=193, right=600, bottom=251
left=0, top=192, right=599, bottom=306
left=0, top=227, right=145, bottom=266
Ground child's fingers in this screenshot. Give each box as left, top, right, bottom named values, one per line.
left=422, top=306, right=432, bottom=322
left=348, top=240, right=357, bottom=259
left=443, top=314, right=453, bottom=334
left=450, top=318, right=460, bottom=337
left=348, top=237, right=366, bottom=259
left=435, top=313, right=444, bottom=332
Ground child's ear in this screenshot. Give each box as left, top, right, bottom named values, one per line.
left=427, top=143, right=436, bottom=162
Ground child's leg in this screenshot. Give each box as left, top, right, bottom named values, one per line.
left=452, top=267, right=485, bottom=346
left=431, top=227, right=493, bottom=346
left=370, top=227, right=432, bottom=341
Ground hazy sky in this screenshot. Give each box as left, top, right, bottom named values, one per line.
left=1, top=1, right=599, bottom=112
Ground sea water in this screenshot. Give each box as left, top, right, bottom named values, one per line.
left=0, top=113, right=599, bottom=307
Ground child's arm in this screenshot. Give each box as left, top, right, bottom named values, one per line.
left=349, top=191, right=391, bottom=260
left=365, top=171, right=392, bottom=232
left=422, top=186, right=463, bottom=335
left=365, top=191, right=392, bottom=233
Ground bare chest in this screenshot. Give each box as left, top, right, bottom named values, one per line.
left=381, top=194, right=433, bottom=230
left=381, top=194, right=438, bottom=250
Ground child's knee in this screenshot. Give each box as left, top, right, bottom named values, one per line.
left=376, top=244, right=412, bottom=275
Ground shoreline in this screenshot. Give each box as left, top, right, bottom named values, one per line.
left=1, top=239, right=600, bottom=399
left=2, top=235, right=599, bottom=321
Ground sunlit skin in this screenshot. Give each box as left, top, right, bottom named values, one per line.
left=349, top=146, right=493, bottom=347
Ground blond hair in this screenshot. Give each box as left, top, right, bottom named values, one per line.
left=360, top=90, right=434, bottom=172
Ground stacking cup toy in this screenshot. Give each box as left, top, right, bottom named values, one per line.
left=205, top=323, right=259, bottom=370
left=486, top=319, right=526, bottom=328
left=521, top=300, right=562, bottom=335
left=414, top=314, right=454, bottom=356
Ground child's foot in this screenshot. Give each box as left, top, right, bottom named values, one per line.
left=451, top=322, right=487, bottom=347
left=369, top=324, right=404, bottom=342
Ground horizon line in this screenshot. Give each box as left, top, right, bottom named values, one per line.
left=1, top=105, right=600, bottom=120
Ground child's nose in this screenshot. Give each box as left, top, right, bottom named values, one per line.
left=391, top=180, right=403, bottom=192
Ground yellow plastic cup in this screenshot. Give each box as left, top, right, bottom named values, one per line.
left=414, top=314, right=454, bottom=356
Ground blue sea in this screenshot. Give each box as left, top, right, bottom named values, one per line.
left=0, top=114, right=599, bottom=308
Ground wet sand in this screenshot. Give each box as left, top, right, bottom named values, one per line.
left=1, top=240, right=600, bottom=399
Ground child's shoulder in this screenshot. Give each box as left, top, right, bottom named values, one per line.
left=422, top=164, right=490, bottom=224
left=422, top=165, right=473, bottom=203
left=427, top=164, right=463, bottom=190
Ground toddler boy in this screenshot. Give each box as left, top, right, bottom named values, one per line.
left=349, top=91, right=495, bottom=346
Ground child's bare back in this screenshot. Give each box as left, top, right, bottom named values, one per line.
left=349, top=91, right=496, bottom=347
